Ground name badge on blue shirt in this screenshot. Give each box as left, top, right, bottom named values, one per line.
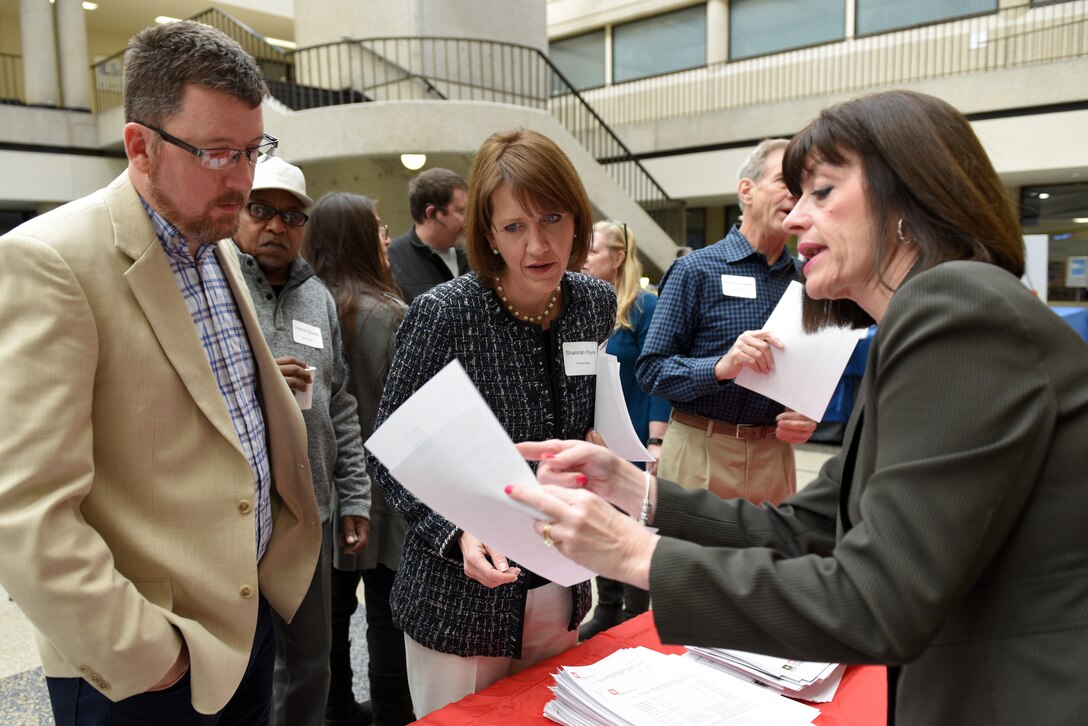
left=721, top=274, right=757, bottom=299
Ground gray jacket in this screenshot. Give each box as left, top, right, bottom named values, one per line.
left=333, top=289, right=408, bottom=572
left=239, top=253, right=371, bottom=522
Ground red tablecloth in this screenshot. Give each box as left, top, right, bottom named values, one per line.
left=417, top=612, right=886, bottom=725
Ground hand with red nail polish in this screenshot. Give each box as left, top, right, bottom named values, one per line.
left=515, top=439, right=651, bottom=520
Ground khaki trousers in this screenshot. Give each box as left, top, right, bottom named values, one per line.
left=404, top=582, right=577, bottom=718
left=658, top=412, right=796, bottom=504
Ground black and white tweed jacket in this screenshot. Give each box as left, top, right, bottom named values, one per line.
left=369, top=271, right=616, bottom=658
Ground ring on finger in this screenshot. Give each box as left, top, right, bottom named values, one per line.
left=542, top=522, right=555, bottom=548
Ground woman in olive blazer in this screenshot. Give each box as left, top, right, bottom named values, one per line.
left=508, top=91, right=1088, bottom=726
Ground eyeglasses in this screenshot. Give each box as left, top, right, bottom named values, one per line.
left=245, top=202, right=308, bottom=228
left=135, top=120, right=278, bottom=170
left=378, top=224, right=390, bottom=240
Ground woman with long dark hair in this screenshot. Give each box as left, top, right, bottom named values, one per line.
left=306, top=192, right=415, bottom=726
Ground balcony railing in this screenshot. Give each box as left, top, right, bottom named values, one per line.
left=563, top=0, right=1087, bottom=129
left=0, top=52, right=23, bottom=105
left=91, top=8, right=289, bottom=115
left=92, top=22, right=684, bottom=245
left=274, top=36, right=683, bottom=240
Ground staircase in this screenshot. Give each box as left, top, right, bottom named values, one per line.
left=91, top=9, right=685, bottom=268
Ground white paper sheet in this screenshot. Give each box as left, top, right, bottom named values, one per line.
left=593, top=348, right=654, bottom=462
left=734, top=281, right=863, bottom=421
left=364, top=359, right=596, bottom=588
left=546, top=647, right=820, bottom=726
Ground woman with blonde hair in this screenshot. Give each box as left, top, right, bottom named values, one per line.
left=579, top=220, right=670, bottom=639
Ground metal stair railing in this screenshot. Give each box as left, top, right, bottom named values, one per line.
left=283, top=36, right=684, bottom=245
left=89, top=14, right=684, bottom=245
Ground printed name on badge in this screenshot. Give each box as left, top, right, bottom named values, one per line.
left=721, top=274, right=757, bottom=299
left=563, top=342, right=598, bottom=376
left=293, top=319, right=324, bottom=349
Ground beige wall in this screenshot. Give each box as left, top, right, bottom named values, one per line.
left=0, top=10, right=20, bottom=53
left=642, top=108, right=1088, bottom=208
left=548, top=0, right=697, bottom=39
left=0, top=150, right=125, bottom=206
left=295, top=0, right=548, bottom=51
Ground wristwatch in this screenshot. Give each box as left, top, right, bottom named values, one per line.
left=646, top=437, right=664, bottom=446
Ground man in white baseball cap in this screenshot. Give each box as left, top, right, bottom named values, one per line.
left=235, top=158, right=373, bottom=726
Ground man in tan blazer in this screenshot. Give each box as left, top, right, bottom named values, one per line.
left=0, top=21, right=320, bottom=723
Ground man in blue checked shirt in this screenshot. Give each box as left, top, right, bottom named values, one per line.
left=0, top=21, right=320, bottom=725
left=636, top=139, right=817, bottom=505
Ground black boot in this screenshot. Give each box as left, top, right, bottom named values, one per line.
left=579, top=576, right=624, bottom=641
left=325, top=699, right=372, bottom=726
left=362, top=566, right=416, bottom=726
left=622, top=584, right=650, bottom=621
left=369, top=672, right=416, bottom=726
left=326, top=569, right=370, bottom=725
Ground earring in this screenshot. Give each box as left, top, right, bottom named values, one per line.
left=897, top=218, right=913, bottom=244
left=491, top=247, right=499, bottom=255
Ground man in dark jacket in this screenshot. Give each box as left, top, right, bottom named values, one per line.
left=387, top=168, right=468, bottom=303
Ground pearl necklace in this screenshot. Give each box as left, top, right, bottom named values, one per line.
left=495, top=278, right=561, bottom=323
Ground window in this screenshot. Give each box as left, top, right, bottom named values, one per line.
left=729, top=0, right=844, bottom=60
left=686, top=207, right=707, bottom=249
left=0, top=210, right=35, bottom=236
left=1021, top=182, right=1088, bottom=303
left=613, top=5, right=707, bottom=83
left=855, top=0, right=997, bottom=36
left=549, top=30, right=606, bottom=92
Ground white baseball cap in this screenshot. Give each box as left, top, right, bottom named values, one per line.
left=251, top=157, right=313, bottom=208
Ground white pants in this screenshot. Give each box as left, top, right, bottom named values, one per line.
left=405, top=582, right=578, bottom=718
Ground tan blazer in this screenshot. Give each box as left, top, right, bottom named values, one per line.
left=0, top=172, right=321, bottom=714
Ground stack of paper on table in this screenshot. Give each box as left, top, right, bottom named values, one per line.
left=685, top=647, right=846, bottom=703
left=543, top=647, right=820, bottom=726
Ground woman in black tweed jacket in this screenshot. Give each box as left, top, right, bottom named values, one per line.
left=368, top=129, right=616, bottom=717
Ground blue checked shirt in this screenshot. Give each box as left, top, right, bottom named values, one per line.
left=142, top=200, right=274, bottom=560
left=635, top=225, right=802, bottom=425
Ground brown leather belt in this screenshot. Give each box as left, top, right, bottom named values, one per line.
left=671, top=410, right=773, bottom=440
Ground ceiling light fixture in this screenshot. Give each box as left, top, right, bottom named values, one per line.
left=400, top=154, right=427, bottom=171
left=266, top=37, right=297, bottom=50
left=155, top=16, right=182, bottom=24
left=1038, top=192, right=1051, bottom=199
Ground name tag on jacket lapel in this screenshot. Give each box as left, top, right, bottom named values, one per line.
left=293, top=319, right=324, bottom=349
left=721, top=274, right=757, bottom=298
left=563, top=342, right=597, bottom=376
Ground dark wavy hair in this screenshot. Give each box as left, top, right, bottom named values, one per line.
left=783, top=90, right=1023, bottom=331
left=303, top=192, right=401, bottom=351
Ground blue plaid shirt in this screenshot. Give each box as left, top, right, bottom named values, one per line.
left=142, top=200, right=274, bottom=560
left=635, top=225, right=801, bottom=425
